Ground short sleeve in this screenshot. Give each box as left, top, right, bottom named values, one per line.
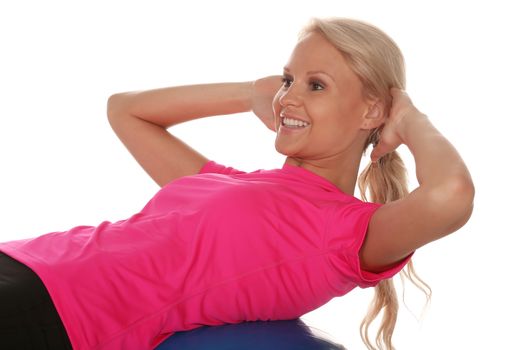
left=331, top=201, right=414, bottom=289
left=198, top=160, right=247, bottom=175
left=356, top=250, right=414, bottom=288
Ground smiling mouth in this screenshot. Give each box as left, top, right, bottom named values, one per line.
left=281, top=122, right=310, bottom=129
left=280, top=116, right=310, bottom=128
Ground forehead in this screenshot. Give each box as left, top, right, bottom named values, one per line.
left=286, top=32, right=357, bottom=84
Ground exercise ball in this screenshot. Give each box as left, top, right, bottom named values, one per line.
left=156, top=318, right=346, bottom=350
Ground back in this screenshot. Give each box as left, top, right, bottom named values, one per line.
left=0, top=160, right=412, bottom=349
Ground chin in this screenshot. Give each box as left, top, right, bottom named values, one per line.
left=274, top=141, right=289, bottom=156
left=274, top=142, right=301, bottom=158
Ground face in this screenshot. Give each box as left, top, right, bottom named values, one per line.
left=272, top=32, right=381, bottom=163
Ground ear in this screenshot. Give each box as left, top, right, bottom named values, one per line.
left=360, top=100, right=386, bottom=130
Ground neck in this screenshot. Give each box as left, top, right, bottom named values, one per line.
left=284, top=153, right=363, bottom=197
left=283, top=129, right=370, bottom=197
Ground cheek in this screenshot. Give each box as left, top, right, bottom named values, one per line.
left=334, top=101, right=363, bottom=129
left=311, top=105, right=361, bottom=140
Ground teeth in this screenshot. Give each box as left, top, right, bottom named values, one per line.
left=283, top=117, right=309, bottom=127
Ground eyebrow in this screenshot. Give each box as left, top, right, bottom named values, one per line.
left=283, top=66, right=335, bottom=83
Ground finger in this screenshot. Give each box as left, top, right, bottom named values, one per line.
left=370, top=137, right=398, bottom=162
left=390, top=87, right=401, bottom=96
left=370, top=144, right=384, bottom=163
left=391, top=88, right=413, bottom=104
left=390, top=87, right=405, bottom=95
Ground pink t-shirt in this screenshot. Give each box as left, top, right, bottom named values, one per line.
left=0, top=160, right=412, bottom=350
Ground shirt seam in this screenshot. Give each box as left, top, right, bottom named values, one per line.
left=322, top=203, right=337, bottom=250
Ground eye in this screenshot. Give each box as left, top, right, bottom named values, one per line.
left=310, top=80, right=324, bottom=91
left=281, top=76, right=292, bottom=88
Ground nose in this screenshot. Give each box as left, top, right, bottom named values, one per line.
left=278, top=82, right=302, bottom=107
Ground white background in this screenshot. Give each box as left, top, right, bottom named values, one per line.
left=1, top=1, right=523, bottom=349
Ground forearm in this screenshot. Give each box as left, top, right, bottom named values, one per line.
left=107, top=82, right=253, bottom=128
left=402, top=113, right=474, bottom=194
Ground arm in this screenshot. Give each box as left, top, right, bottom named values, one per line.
left=360, top=89, right=475, bottom=272
left=107, top=77, right=283, bottom=187
left=107, top=82, right=253, bottom=187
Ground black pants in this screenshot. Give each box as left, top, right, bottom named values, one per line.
left=0, top=252, right=73, bottom=349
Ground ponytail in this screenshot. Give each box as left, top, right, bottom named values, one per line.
left=297, top=16, right=432, bottom=349
left=357, top=131, right=431, bottom=350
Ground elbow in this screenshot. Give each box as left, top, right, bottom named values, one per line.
left=451, top=175, right=476, bottom=214
left=107, top=93, right=126, bottom=120
left=107, top=91, right=139, bottom=121
left=433, top=176, right=476, bottom=234
left=454, top=177, right=475, bottom=231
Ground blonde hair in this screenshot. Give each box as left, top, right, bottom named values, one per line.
left=298, top=17, right=432, bottom=350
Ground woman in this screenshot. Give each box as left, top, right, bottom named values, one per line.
left=0, top=17, right=474, bottom=350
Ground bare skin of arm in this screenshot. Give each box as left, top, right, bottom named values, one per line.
left=108, top=83, right=249, bottom=187
left=107, top=81, right=474, bottom=274
left=107, top=78, right=281, bottom=188
left=360, top=88, right=475, bottom=272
